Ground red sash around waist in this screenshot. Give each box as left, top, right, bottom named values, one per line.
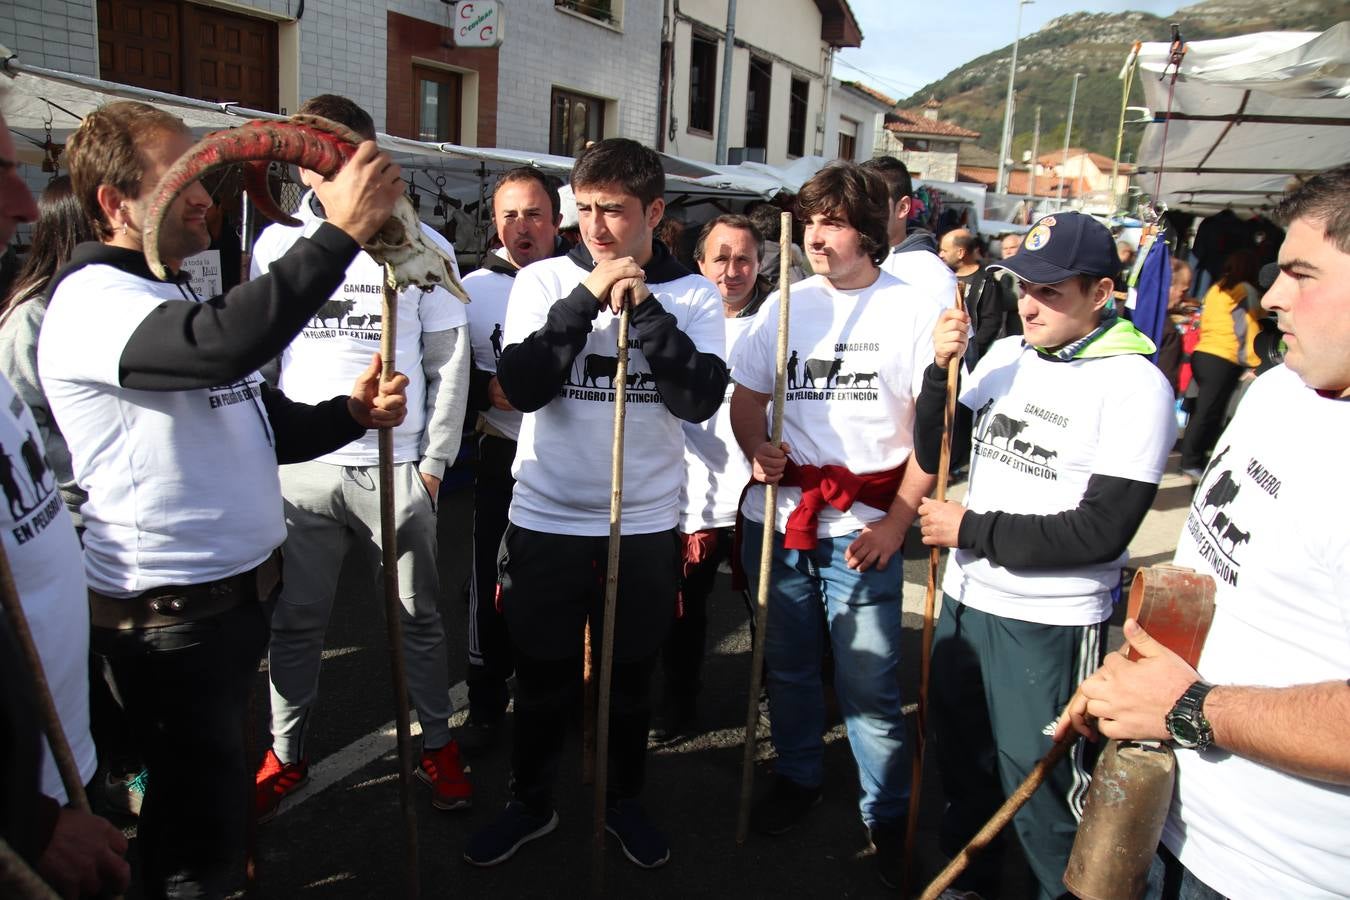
left=779, top=460, right=905, bottom=551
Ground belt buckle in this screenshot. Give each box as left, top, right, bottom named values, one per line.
left=148, top=594, right=189, bottom=615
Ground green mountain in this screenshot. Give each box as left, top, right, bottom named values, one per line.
left=907, top=0, right=1345, bottom=163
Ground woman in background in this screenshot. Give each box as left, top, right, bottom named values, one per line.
left=1178, top=248, right=1261, bottom=479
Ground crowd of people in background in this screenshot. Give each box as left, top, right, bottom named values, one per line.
left=0, top=87, right=1345, bottom=900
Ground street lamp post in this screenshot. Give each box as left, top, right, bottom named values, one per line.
left=715, top=0, right=738, bottom=165
left=995, top=0, right=1034, bottom=195
left=1056, top=72, right=1082, bottom=206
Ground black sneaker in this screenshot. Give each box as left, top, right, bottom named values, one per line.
left=605, top=799, right=670, bottom=868
left=869, top=819, right=905, bottom=889
left=457, top=715, right=504, bottom=758
left=463, top=801, right=558, bottom=866
left=648, top=699, right=697, bottom=745
left=749, top=774, right=822, bottom=836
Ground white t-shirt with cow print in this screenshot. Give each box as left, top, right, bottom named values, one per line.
left=941, top=336, right=1175, bottom=625
left=731, top=270, right=943, bottom=538
left=462, top=251, right=523, bottom=441
left=40, top=265, right=285, bottom=595
left=679, top=312, right=756, bottom=533
left=0, top=372, right=95, bottom=804
left=505, top=255, right=725, bottom=536
left=250, top=194, right=466, bottom=465
left=1162, top=364, right=1350, bottom=900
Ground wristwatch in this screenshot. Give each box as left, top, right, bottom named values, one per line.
left=1166, top=680, right=1216, bottom=751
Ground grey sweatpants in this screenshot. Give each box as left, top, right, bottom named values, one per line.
left=268, top=460, right=452, bottom=762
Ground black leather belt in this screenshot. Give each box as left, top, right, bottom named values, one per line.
left=88, top=550, right=282, bottom=630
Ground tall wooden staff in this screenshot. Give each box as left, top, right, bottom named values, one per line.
left=901, top=286, right=965, bottom=893
left=380, top=266, right=420, bottom=900
left=735, top=212, right=793, bottom=845
left=590, top=296, right=632, bottom=897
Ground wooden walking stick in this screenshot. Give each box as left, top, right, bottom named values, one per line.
left=590, top=295, right=632, bottom=897
left=380, top=266, right=420, bottom=900
left=582, top=621, right=596, bottom=785
left=735, top=211, right=793, bottom=845
left=0, top=838, right=59, bottom=900
left=0, top=545, right=90, bottom=814
left=901, top=285, right=966, bottom=894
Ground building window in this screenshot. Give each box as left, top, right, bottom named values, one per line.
left=905, top=138, right=930, bottom=152
left=744, top=55, right=771, bottom=152
left=787, top=77, right=809, bottom=158
left=688, top=34, right=718, bottom=135
left=554, top=0, right=618, bottom=27
left=551, top=87, right=606, bottom=157
left=837, top=117, right=858, bottom=160
left=414, top=66, right=462, bottom=143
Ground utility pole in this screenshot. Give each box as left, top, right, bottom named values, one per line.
left=1025, top=105, right=1041, bottom=202
left=715, top=0, right=738, bottom=165
left=1056, top=72, right=1082, bottom=206
left=995, top=0, right=1034, bottom=195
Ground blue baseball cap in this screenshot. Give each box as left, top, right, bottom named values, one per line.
left=988, top=211, right=1118, bottom=284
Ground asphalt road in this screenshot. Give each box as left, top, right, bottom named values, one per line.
left=107, top=457, right=1194, bottom=899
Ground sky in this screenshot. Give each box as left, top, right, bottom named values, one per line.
left=835, top=0, right=1183, bottom=101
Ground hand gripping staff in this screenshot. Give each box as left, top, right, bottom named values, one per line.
left=590, top=295, right=633, bottom=897
left=735, top=212, right=793, bottom=845
left=901, top=284, right=966, bottom=892
left=379, top=268, right=422, bottom=900
left=919, top=565, right=1216, bottom=900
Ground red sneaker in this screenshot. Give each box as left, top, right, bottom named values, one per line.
left=417, top=740, right=473, bottom=810
left=255, top=748, right=309, bottom=823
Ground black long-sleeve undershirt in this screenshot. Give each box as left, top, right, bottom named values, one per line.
left=118, top=223, right=361, bottom=391
left=496, top=285, right=728, bottom=423
left=259, top=384, right=364, bottom=464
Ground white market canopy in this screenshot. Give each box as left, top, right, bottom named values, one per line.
left=1132, top=23, right=1350, bottom=212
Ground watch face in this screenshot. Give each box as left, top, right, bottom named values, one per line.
left=1168, top=714, right=1200, bottom=747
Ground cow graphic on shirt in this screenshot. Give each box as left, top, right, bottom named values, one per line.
left=1183, top=442, right=1269, bottom=581
left=968, top=400, right=1066, bottom=481
left=782, top=344, right=881, bottom=401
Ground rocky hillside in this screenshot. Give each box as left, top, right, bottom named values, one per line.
left=908, top=0, right=1344, bottom=161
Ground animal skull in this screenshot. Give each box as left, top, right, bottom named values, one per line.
left=142, top=114, right=469, bottom=300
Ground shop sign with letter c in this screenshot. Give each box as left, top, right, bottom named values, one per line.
left=451, top=0, right=504, bottom=48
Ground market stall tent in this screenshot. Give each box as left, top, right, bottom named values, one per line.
left=1132, top=22, right=1350, bottom=213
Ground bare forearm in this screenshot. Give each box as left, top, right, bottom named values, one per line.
left=730, top=385, right=770, bottom=460
left=1207, top=680, right=1350, bottom=785
left=886, top=460, right=935, bottom=534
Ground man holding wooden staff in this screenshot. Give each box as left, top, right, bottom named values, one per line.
left=729, top=162, right=942, bottom=887
left=38, top=100, right=410, bottom=899
left=249, top=95, right=473, bottom=820
left=917, top=211, right=1174, bottom=899
left=464, top=139, right=726, bottom=869
left=1057, top=166, right=1350, bottom=900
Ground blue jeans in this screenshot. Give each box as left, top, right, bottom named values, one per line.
left=740, top=518, right=910, bottom=827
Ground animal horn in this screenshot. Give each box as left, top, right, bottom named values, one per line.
left=142, top=116, right=364, bottom=280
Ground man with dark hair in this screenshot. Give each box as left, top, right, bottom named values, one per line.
left=460, top=165, right=565, bottom=746
left=463, top=138, right=727, bottom=868
left=747, top=202, right=805, bottom=289
left=939, top=226, right=1016, bottom=363
left=648, top=213, right=765, bottom=742
left=860, top=155, right=957, bottom=306
left=1057, top=164, right=1350, bottom=899
left=729, top=161, right=941, bottom=886
left=250, top=94, right=472, bottom=818
left=919, top=210, right=1175, bottom=899
left=0, top=104, right=132, bottom=900
left=40, top=99, right=409, bottom=898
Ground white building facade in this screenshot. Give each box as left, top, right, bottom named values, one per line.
left=659, top=0, right=861, bottom=167
left=1, top=0, right=663, bottom=153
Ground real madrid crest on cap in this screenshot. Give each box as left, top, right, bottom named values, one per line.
left=1025, top=218, right=1055, bottom=252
